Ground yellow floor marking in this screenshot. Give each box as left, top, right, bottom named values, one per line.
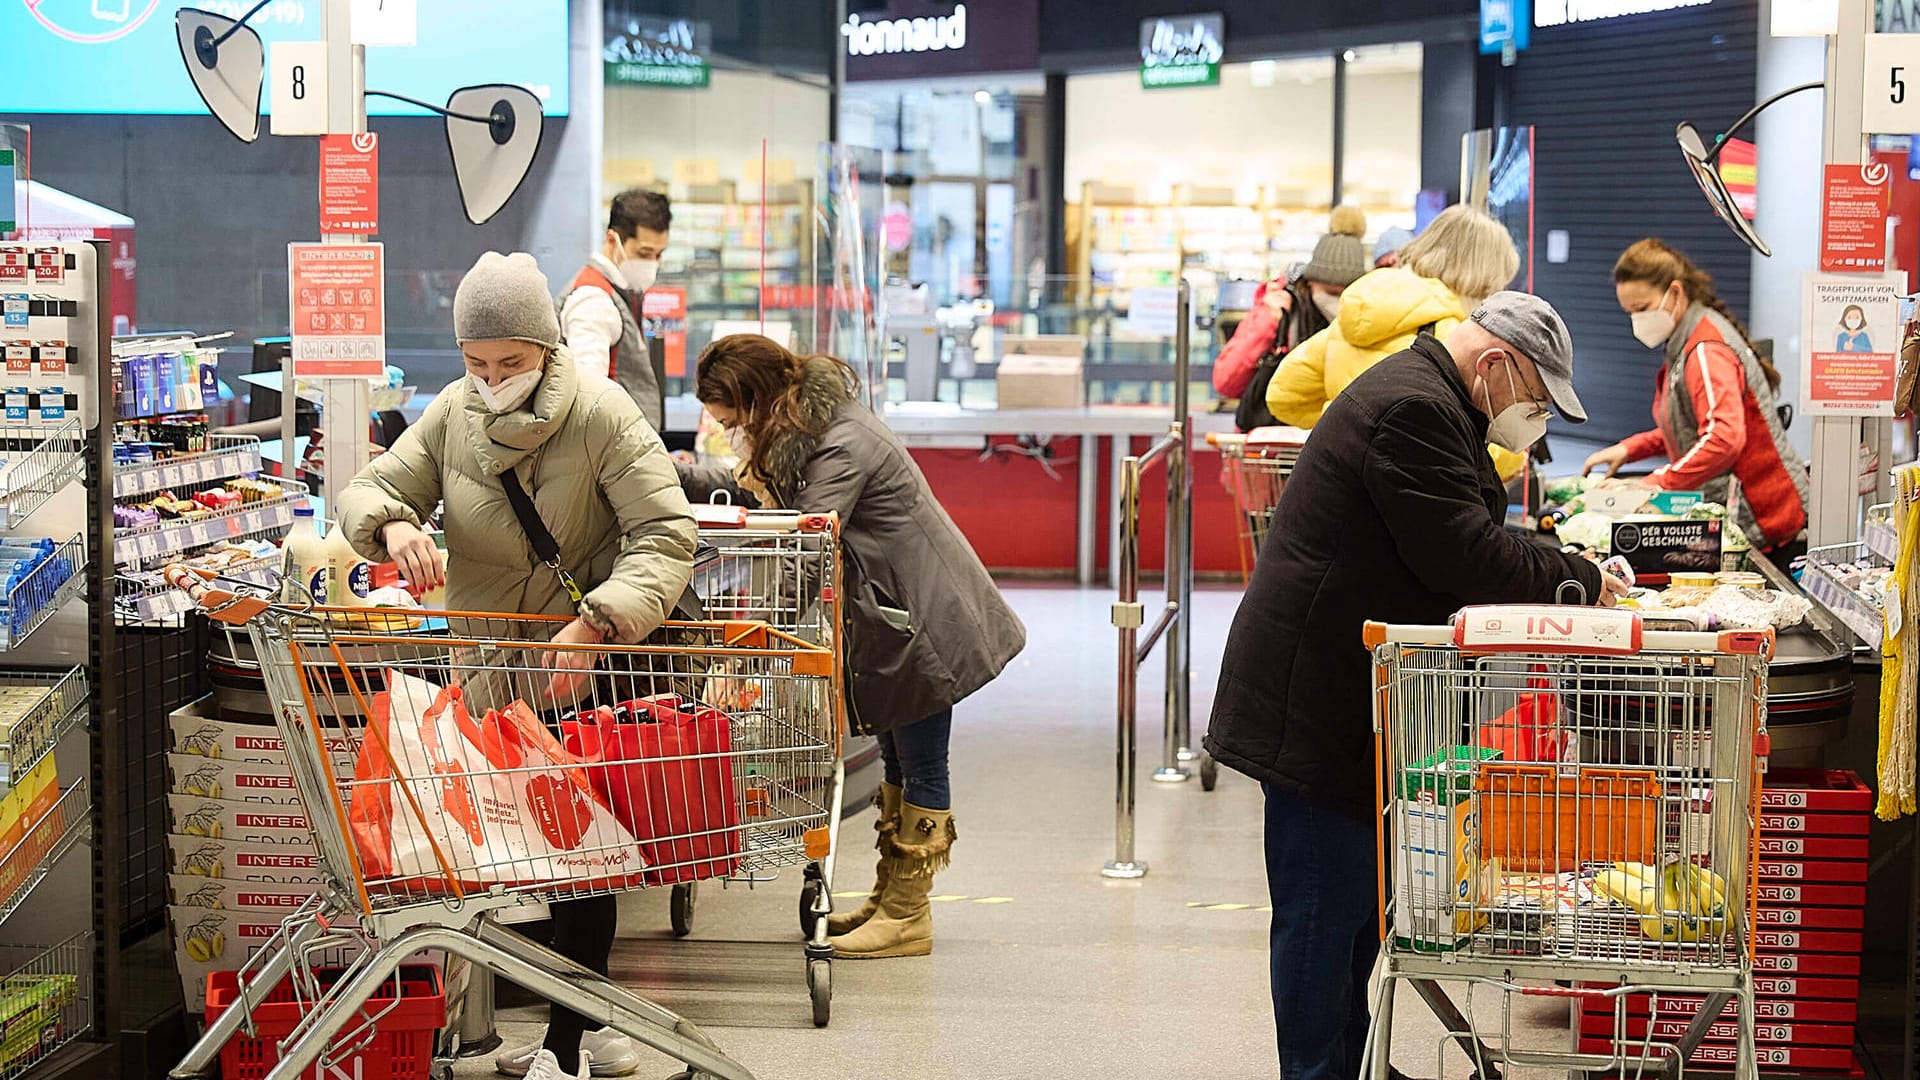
left=831, top=892, right=868, bottom=899
left=1188, top=902, right=1267, bottom=912
left=928, top=894, right=967, bottom=903
left=972, top=896, right=1014, bottom=904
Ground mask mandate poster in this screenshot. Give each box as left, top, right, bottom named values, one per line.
left=1801, top=272, right=1903, bottom=417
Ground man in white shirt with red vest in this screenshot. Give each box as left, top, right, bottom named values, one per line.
left=559, top=189, right=672, bottom=430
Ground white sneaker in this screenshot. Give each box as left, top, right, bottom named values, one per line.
left=496, top=1031, right=639, bottom=1078
left=518, top=1049, right=587, bottom=1080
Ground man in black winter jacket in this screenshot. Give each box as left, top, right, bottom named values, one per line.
left=1206, top=292, right=1624, bottom=1080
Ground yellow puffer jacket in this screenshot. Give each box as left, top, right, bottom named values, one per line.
left=1265, top=267, right=1526, bottom=481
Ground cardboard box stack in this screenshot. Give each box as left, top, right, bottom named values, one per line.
left=164, top=697, right=355, bottom=1012
left=1576, top=770, right=1869, bottom=1073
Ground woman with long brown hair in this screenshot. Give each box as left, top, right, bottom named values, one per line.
left=1584, top=238, right=1810, bottom=568
left=679, top=335, right=1026, bottom=959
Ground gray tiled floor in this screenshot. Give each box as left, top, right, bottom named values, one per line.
left=458, top=585, right=1572, bottom=1080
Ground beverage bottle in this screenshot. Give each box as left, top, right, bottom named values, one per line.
left=326, top=523, right=371, bottom=607
left=281, top=506, right=328, bottom=604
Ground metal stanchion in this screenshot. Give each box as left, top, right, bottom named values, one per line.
left=1106, top=454, right=1148, bottom=879
left=1155, top=283, right=1193, bottom=783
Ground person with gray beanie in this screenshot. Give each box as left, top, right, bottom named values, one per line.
left=337, top=251, right=697, bottom=1080
left=1216, top=205, right=1370, bottom=431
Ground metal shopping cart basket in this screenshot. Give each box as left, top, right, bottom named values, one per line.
left=1362, top=606, right=1771, bottom=1080
left=165, top=572, right=843, bottom=1080
left=677, top=509, right=845, bottom=991
left=1208, top=427, right=1307, bottom=583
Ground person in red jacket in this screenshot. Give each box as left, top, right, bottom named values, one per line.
left=1583, top=239, right=1811, bottom=569
left=1212, top=206, right=1368, bottom=430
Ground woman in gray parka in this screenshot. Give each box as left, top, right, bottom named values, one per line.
left=679, top=334, right=1026, bottom=960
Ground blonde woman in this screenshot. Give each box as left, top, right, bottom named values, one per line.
left=1265, top=205, right=1526, bottom=478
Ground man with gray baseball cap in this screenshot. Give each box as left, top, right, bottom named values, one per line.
left=1206, top=290, right=1620, bottom=1080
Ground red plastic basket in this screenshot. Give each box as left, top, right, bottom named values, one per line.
left=204, top=964, right=445, bottom=1080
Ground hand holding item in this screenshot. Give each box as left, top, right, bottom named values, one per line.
left=1582, top=444, right=1630, bottom=479
left=1262, top=283, right=1293, bottom=319
left=544, top=617, right=604, bottom=703
left=381, top=520, right=444, bottom=590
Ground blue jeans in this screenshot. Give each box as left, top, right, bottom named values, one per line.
left=1265, top=784, right=1380, bottom=1080
left=877, top=708, right=953, bottom=810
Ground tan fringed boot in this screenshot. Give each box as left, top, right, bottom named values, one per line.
left=829, top=802, right=954, bottom=959
left=825, top=782, right=901, bottom=936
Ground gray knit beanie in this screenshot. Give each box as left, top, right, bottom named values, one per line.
left=452, top=251, right=561, bottom=347
left=1299, top=205, right=1369, bottom=287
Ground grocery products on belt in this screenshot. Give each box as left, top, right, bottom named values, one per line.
left=1622, top=583, right=1812, bottom=631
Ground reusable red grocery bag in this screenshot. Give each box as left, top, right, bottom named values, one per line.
left=561, top=696, right=740, bottom=886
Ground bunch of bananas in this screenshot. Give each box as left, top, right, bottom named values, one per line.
left=1591, top=860, right=1728, bottom=943
left=178, top=883, right=224, bottom=909
left=179, top=846, right=223, bottom=878
left=180, top=767, right=223, bottom=799
left=180, top=914, right=227, bottom=963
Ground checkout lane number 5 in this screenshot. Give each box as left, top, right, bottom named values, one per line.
left=1895, top=67, right=1907, bottom=106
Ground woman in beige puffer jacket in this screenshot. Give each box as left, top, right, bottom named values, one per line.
left=336, top=251, right=697, bottom=1080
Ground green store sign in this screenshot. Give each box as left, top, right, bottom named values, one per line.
left=1140, top=13, right=1224, bottom=90
left=606, top=15, right=712, bottom=89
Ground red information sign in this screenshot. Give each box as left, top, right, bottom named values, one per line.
left=642, top=286, right=688, bottom=377
left=1819, top=162, right=1890, bottom=272
left=319, top=133, right=380, bottom=236
left=288, top=242, right=386, bottom=377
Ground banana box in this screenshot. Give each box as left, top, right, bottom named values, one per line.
left=169, top=873, right=318, bottom=913
left=169, top=696, right=355, bottom=762
left=1394, top=746, right=1500, bottom=951
left=167, top=753, right=343, bottom=803
left=170, top=904, right=361, bottom=1014
left=168, top=794, right=314, bottom=844
left=167, top=833, right=319, bottom=881
left=0, top=758, right=61, bottom=901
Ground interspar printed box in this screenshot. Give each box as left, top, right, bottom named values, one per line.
left=1592, top=992, right=1858, bottom=1025
left=1576, top=1037, right=1856, bottom=1072
left=167, top=833, right=319, bottom=880
left=1578, top=1013, right=1855, bottom=1046
left=169, top=873, right=318, bottom=913
left=167, top=753, right=346, bottom=803
left=167, top=795, right=314, bottom=844
left=169, top=696, right=355, bottom=761
left=168, top=904, right=359, bottom=1014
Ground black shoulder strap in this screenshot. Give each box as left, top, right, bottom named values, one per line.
left=499, top=467, right=584, bottom=605
left=500, top=464, right=707, bottom=621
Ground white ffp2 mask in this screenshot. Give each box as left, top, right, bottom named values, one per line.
left=472, top=369, right=542, bottom=413
left=618, top=258, right=659, bottom=293
left=1484, top=354, right=1549, bottom=453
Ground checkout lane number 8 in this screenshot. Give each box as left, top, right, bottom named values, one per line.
left=292, top=66, right=307, bottom=101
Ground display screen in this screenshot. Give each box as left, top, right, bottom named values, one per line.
left=0, top=1, right=569, bottom=116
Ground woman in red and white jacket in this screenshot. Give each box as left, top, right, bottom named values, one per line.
left=1583, top=239, right=1811, bottom=570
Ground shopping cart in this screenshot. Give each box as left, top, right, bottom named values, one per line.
left=1208, top=427, right=1307, bottom=583
left=165, top=573, right=844, bottom=1080
left=1362, top=606, right=1771, bottom=1080
left=678, top=510, right=845, bottom=973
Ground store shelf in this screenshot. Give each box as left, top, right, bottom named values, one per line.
left=117, top=555, right=277, bottom=623
left=0, top=538, right=84, bottom=653
left=1865, top=503, right=1899, bottom=565
left=112, top=436, right=263, bottom=500
left=1802, top=555, right=1883, bottom=649
left=0, top=668, right=87, bottom=793
left=115, top=484, right=307, bottom=569
left=0, top=423, right=84, bottom=533
left=0, top=932, right=91, bottom=1080
left=0, top=782, right=90, bottom=927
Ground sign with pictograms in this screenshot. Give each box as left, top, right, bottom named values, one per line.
left=288, top=243, right=385, bottom=377
left=319, top=133, right=379, bottom=236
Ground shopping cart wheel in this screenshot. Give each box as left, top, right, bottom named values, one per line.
left=799, top=876, right=824, bottom=938
left=1199, top=752, right=1219, bottom=792
left=670, top=882, right=697, bottom=938
left=807, top=957, right=832, bottom=1027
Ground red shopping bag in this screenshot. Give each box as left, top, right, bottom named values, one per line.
left=1479, top=676, right=1565, bottom=763
left=562, top=696, right=740, bottom=886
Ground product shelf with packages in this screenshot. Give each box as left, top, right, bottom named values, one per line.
left=687, top=508, right=844, bottom=1020
left=163, top=570, right=839, bottom=1080
left=1207, top=428, right=1306, bottom=583
left=1361, top=606, right=1772, bottom=1080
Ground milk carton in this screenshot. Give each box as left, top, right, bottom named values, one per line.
left=1394, top=745, right=1499, bottom=951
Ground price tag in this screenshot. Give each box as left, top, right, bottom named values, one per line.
left=227, top=513, right=246, bottom=538
left=1863, top=34, right=1920, bottom=134
left=161, top=464, right=183, bottom=490
left=269, top=41, right=331, bottom=137
left=138, top=533, right=160, bottom=561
